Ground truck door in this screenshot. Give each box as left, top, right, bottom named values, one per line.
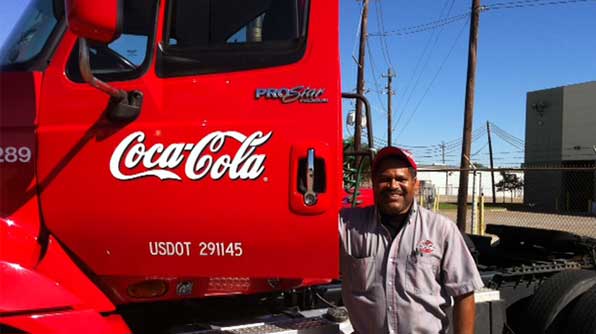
left=37, top=0, right=341, bottom=283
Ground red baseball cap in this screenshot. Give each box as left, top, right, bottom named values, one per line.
left=371, top=146, right=417, bottom=174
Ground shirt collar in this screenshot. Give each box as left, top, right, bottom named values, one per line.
left=374, top=200, right=419, bottom=226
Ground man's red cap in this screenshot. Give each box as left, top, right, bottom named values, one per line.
left=371, top=146, right=417, bottom=174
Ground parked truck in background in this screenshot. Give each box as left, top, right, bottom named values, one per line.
left=1, top=0, right=595, bottom=333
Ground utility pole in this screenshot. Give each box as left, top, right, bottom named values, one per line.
left=456, top=0, right=481, bottom=233
left=382, top=68, right=395, bottom=146
left=354, top=0, right=370, bottom=153
left=487, top=121, right=496, bottom=204
left=471, top=168, right=477, bottom=234
left=442, top=141, right=448, bottom=195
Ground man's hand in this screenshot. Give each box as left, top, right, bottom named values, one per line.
left=453, top=291, right=475, bottom=334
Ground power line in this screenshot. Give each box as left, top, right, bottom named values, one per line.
left=494, top=134, right=523, bottom=149
left=487, top=0, right=560, bottom=6
left=491, top=127, right=524, bottom=147
left=367, top=0, right=594, bottom=39
left=365, top=38, right=388, bottom=114
left=472, top=142, right=489, bottom=156
left=392, top=123, right=523, bottom=156
left=472, top=127, right=488, bottom=141
left=484, top=0, right=596, bottom=11
left=493, top=130, right=524, bottom=148
left=395, top=17, right=470, bottom=135
left=370, top=12, right=471, bottom=37
left=396, top=127, right=488, bottom=159
left=489, top=122, right=524, bottom=144
left=396, top=0, right=456, bottom=128
left=373, top=0, right=395, bottom=71
left=492, top=131, right=524, bottom=150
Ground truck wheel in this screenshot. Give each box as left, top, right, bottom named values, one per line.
left=565, top=284, right=596, bottom=334
left=523, top=269, right=596, bottom=334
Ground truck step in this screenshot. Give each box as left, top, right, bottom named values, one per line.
left=186, top=317, right=340, bottom=334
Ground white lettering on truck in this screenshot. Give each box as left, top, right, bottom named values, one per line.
left=149, top=241, right=192, bottom=256
left=148, top=241, right=244, bottom=257
left=0, top=146, right=32, bottom=163
left=110, top=131, right=273, bottom=181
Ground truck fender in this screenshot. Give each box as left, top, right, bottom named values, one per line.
left=0, top=236, right=116, bottom=314
left=0, top=261, right=80, bottom=313
left=0, top=309, right=130, bottom=334
left=523, top=269, right=596, bottom=334
left=0, top=206, right=42, bottom=269
left=34, top=236, right=115, bottom=312
left=0, top=248, right=128, bottom=333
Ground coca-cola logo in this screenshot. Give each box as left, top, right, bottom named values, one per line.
left=109, top=131, right=273, bottom=181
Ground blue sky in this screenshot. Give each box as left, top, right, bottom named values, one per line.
left=0, top=0, right=28, bottom=44
left=340, top=0, right=596, bottom=166
left=1, top=0, right=595, bottom=167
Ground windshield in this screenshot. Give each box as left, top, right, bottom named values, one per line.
left=0, top=0, right=62, bottom=68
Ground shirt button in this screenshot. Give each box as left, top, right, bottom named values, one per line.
left=388, top=281, right=393, bottom=286
left=388, top=306, right=393, bottom=311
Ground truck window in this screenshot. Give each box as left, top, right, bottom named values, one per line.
left=157, top=0, right=309, bottom=77
left=66, top=0, right=158, bottom=83
left=0, top=0, right=63, bottom=71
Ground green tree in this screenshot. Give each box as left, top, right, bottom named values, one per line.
left=343, top=137, right=373, bottom=198
left=343, top=137, right=372, bottom=173
left=472, top=162, right=487, bottom=169
left=495, top=171, right=524, bottom=200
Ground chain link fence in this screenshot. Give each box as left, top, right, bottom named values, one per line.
left=416, top=166, right=596, bottom=238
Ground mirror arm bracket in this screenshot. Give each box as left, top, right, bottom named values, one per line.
left=78, top=37, right=128, bottom=101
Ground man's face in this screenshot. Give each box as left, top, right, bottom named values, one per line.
left=373, top=158, right=418, bottom=216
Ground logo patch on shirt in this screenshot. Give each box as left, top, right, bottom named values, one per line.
left=417, top=240, right=435, bottom=254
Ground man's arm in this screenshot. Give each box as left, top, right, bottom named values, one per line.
left=453, top=291, right=475, bottom=334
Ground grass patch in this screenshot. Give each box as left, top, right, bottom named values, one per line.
left=438, top=202, right=525, bottom=211
left=438, top=203, right=464, bottom=210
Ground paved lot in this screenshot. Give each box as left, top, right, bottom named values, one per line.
left=438, top=209, right=596, bottom=238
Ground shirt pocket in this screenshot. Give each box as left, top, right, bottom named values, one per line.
left=405, top=253, right=441, bottom=295
left=346, top=255, right=375, bottom=294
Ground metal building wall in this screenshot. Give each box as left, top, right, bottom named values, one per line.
left=524, top=81, right=596, bottom=211
left=562, top=81, right=596, bottom=161
left=524, top=86, right=564, bottom=209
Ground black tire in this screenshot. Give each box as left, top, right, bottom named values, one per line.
left=566, top=284, right=596, bottom=334
left=523, top=269, right=596, bottom=334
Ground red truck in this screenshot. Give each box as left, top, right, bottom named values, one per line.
left=1, top=0, right=350, bottom=332
left=3, top=1, right=596, bottom=333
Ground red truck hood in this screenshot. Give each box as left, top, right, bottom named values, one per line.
left=0, top=71, right=40, bottom=217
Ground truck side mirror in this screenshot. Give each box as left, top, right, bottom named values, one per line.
left=65, top=0, right=122, bottom=44
left=64, top=0, right=143, bottom=123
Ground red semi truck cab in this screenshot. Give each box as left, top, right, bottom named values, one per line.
left=0, top=0, right=344, bottom=332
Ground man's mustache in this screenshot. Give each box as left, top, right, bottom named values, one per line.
left=382, top=190, right=404, bottom=196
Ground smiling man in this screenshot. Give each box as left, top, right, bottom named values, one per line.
left=340, top=146, right=484, bottom=334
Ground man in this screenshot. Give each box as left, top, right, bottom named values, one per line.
left=340, top=146, right=484, bottom=334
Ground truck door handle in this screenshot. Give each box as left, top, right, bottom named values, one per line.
left=304, top=148, right=318, bottom=206
left=290, top=143, right=329, bottom=214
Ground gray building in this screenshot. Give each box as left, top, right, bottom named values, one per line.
left=524, top=81, right=596, bottom=212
